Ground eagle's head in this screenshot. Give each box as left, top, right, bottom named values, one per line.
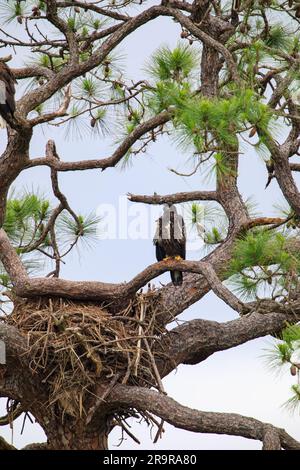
left=161, top=205, right=179, bottom=239
left=163, top=204, right=177, bottom=218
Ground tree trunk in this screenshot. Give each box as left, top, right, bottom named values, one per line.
left=200, top=45, right=221, bottom=97
left=45, top=417, right=111, bottom=450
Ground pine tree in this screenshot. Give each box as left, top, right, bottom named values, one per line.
left=0, top=0, right=300, bottom=451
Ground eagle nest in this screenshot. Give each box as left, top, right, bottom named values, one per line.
left=6, top=292, right=170, bottom=419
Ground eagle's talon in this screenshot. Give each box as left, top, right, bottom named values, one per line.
left=163, top=256, right=171, bottom=261
left=175, top=255, right=182, bottom=261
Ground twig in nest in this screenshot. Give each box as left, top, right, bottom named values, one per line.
left=116, top=417, right=141, bottom=445
left=133, top=298, right=146, bottom=376
left=143, top=337, right=166, bottom=443
left=143, top=337, right=165, bottom=394
left=21, top=412, right=33, bottom=435
left=122, top=352, right=132, bottom=384
left=153, top=419, right=165, bottom=444
left=86, top=373, right=121, bottom=425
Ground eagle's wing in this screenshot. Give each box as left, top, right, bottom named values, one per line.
left=5, top=68, right=16, bottom=115
left=175, top=214, right=186, bottom=259
left=153, top=209, right=185, bottom=286
left=155, top=243, right=166, bottom=262
left=153, top=216, right=166, bottom=261
left=0, top=63, right=16, bottom=116
left=5, top=83, right=16, bottom=115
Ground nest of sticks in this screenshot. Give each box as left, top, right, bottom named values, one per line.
left=6, top=291, right=170, bottom=420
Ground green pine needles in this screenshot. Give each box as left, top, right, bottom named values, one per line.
left=266, top=324, right=300, bottom=414
left=0, top=190, right=100, bottom=291
left=227, top=230, right=300, bottom=301
left=147, top=44, right=198, bottom=82
left=145, top=44, right=273, bottom=158
left=153, top=86, right=272, bottom=151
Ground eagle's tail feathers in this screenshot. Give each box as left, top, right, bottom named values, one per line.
left=171, top=270, right=183, bottom=286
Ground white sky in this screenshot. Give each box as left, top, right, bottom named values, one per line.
left=1, top=10, right=300, bottom=450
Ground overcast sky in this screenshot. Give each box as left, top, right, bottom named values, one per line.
left=1, top=8, right=300, bottom=450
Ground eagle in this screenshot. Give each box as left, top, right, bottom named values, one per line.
left=153, top=204, right=186, bottom=286
left=0, top=61, right=16, bottom=129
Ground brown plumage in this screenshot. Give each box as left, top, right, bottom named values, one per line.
left=153, top=205, right=186, bottom=286
left=265, top=160, right=275, bottom=189
left=0, top=61, right=16, bottom=128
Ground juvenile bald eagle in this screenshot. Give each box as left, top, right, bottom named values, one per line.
left=0, top=61, right=16, bottom=128
left=153, top=204, right=186, bottom=286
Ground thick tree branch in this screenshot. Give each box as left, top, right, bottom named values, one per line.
left=127, top=190, right=218, bottom=204
left=274, top=150, right=300, bottom=216
left=0, top=257, right=243, bottom=304
left=290, top=163, right=300, bottom=172
left=262, top=425, right=281, bottom=450
left=46, top=0, right=79, bottom=64
left=0, top=322, right=33, bottom=400
left=106, top=385, right=300, bottom=449
left=255, top=129, right=300, bottom=217
left=156, top=307, right=298, bottom=377
left=12, top=66, right=56, bottom=81
left=170, top=10, right=240, bottom=84
left=0, top=230, right=28, bottom=285
left=0, top=436, right=16, bottom=450
left=0, top=321, right=50, bottom=431
left=0, top=223, right=245, bottom=311
left=22, top=442, right=48, bottom=450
